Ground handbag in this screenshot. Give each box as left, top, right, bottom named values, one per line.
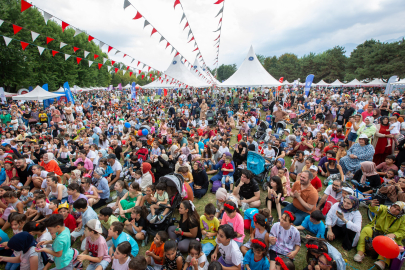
left=365, top=214, right=399, bottom=259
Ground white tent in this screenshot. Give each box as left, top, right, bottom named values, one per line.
left=12, top=86, right=64, bottom=101
left=219, top=46, right=281, bottom=87
left=282, top=80, right=292, bottom=85
left=391, top=79, right=405, bottom=85
left=55, top=87, right=65, bottom=93
left=143, top=55, right=210, bottom=89
left=329, top=79, right=344, bottom=87
left=4, top=92, right=17, bottom=97
left=366, top=78, right=387, bottom=87
left=192, top=59, right=220, bottom=85
left=316, top=80, right=330, bottom=87
left=345, top=78, right=367, bottom=87
left=123, top=84, right=131, bottom=89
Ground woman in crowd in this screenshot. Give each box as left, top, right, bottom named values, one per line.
left=339, top=134, right=375, bottom=175
left=191, top=161, right=209, bottom=199
left=40, top=153, right=63, bottom=176
left=373, top=116, right=394, bottom=165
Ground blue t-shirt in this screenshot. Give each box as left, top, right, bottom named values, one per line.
left=53, top=227, right=74, bottom=269
left=301, top=215, right=326, bottom=239
left=112, top=232, right=139, bottom=257
left=198, top=141, right=205, bottom=155
left=0, top=229, right=9, bottom=250
left=0, top=168, right=6, bottom=186
left=243, top=249, right=270, bottom=270
left=265, top=115, right=272, bottom=124
left=244, top=208, right=259, bottom=229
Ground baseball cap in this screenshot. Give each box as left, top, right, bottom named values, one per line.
left=87, top=219, right=103, bottom=234
left=107, top=154, right=116, bottom=160
left=284, top=129, right=290, bottom=133
left=309, top=165, right=318, bottom=171
left=342, top=187, right=354, bottom=195
left=358, top=134, right=368, bottom=139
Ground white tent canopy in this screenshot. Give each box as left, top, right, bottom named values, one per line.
left=367, top=78, right=387, bottom=87
left=144, top=55, right=210, bottom=89
left=122, top=84, right=131, bottom=89
left=391, top=79, right=405, bottom=85
left=55, top=87, right=65, bottom=93
left=345, top=78, right=367, bottom=87
left=316, top=80, right=330, bottom=86
left=192, top=59, right=220, bottom=85
left=12, top=86, right=64, bottom=101
left=282, top=80, right=292, bottom=85
left=219, top=46, right=281, bottom=87
left=329, top=79, right=344, bottom=87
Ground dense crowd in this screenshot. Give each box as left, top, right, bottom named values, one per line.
left=0, top=86, right=403, bottom=270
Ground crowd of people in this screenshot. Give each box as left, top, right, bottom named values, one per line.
left=0, top=86, right=403, bottom=270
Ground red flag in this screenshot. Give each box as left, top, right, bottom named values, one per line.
left=192, top=47, right=199, bottom=52
left=142, top=75, right=145, bottom=79
left=214, top=0, right=224, bottom=4
left=175, top=52, right=180, bottom=57
left=98, top=63, right=102, bottom=69
left=133, top=11, right=142, bottom=20
left=129, top=71, right=133, bottom=77
left=174, top=0, right=180, bottom=9
left=148, top=67, right=151, bottom=72
left=77, top=57, right=82, bottom=64
left=13, top=25, right=23, bottom=35
left=279, top=77, right=284, bottom=83
left=126, top=66, right=130, bottom=70
left=73, top=47, right=79, bottom=52
left=138, top=70, right=141, bottom=74
left=52, top=50, right=58, bottom=57
left=46, top=37, right=54, bottom=44
left=62, top=22, right=69, bottom=32
left=108, top=46, right=113, bottom=53
left=111, top=60, right=115, bottom=65
left=20, top=41, right=29, bottom=50
left=183, top=22, right=189, bottom=30
left=152, top=78, right=154, bottom=81
left=94, top=54, right=99, bottom=59
left=186, top=85, right=188, bottom=88
left=218, top=18, right=222, bottom=25
left=115, top=68, right=119, bottom=73
left=164, top=89, right=167, bottom=96
left=150, top=74, right=153, bottom=78
left=151, top=28, right=157, bottom=36
left=166, top=42, right=170, bottom=49
left=21, top=0, right=33, bottom=13
left=123, top=54, right=127, bottom=58
left=199, top=55, right=202, bottom=58
left=158, top=71, right=160, bottom=75
left=88, top=35, right=94, bottom=42
left=214, top=35, right=220, bottom=41
left=188, top=37, right=194, bottom=43
left=137, top=61, right=140, bottom=66
left=184, top=59, right=187, bottom=63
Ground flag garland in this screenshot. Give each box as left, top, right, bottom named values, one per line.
left=213, top=0, right=225, bottom=70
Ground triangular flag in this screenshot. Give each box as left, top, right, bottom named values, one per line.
left=73, top=47, right=79, bottom=52
left=138, top=70, right=141, bottom=74
left=21, top=0, right=33, bottom=13
left=99, top=41, right=105, bottom=49
left=88, top=35, right=94, bottom=42
left=123, top=70, right=126, bottom=75
left=60, top=42, right=67, bottom=48
left=159, top=36, right=165, bottom=43
left=74, top=28, right=82, bottom=37
left=126, top=66, right=130, bottom=70
left=20, top=41, right=29, bottom=50
left=214, top=0, right=224, bottom=4
left=151, top=28, right=157, bottom=36
left=115, top=68, right=119, bottom=73
left=215, top=6, right=224, bottom=17
left=64, top=53, right=70, bottom=60
left=38, top=46, right=45, bottom=55
left=84, top=51, right=90, bottom=58
left=166, top=42, right=170, bottom=49
left=148, top=67, right=151, bottom=72
left=94, top=54, right=99, bottom=59
left=174, top=0, right=180, bottom=9
left=142, top=75, right=145, bottom=79
left=142, top=63, right=146, bottom=69
left=88, top=60, right=93, bottom=67
left=193, top=47, right=199, bottom=52
left=107, top=66, right=112, bottom=72
left=171, top=47, right=175, bottom=54
left=188, top=29, right=192, bottom=38
left=29, top=32, right=40, bottom=43
left=76, top=57, right=82, bottom=64
left=180, top=13, right=186, bottom=24
left=98, top=63, right=102, bottom=69
left=152, top=78, right=155, bottom=81
left=131, top=58, right=135, bottom=63
left=149, top=73, right=153, bottom=78
left=129, top=71, right=133, bottom=77
left=183, top=22, right=189, bottom=30
left=214, top=35, right=220, bottom=41
left=188, top=37, right=194, bottom=43
left=119, top=63, right=123, bottom=69
left=43, top=11, right=52, bottom=24
left=144, top=20, right=150, bottom=28
left=0, top=19, right=3, bottom=27
left=218, top=18, right=222, bottom=25
left=62, top=21, right=69, bottom=32
left=46, top=37, right=54, bottom=44
left=213, top=26, right=221, bottom=32
left=124, top=0, right=131, bottom=9
left=13, top=25, right=23, bottom=35
left=137, top=61, right=140, bottom=66
left=108, top=46, right=113, bottom=53
left=103, top=58, right=107, bottom=64
left=175, top=52, right=180, bottom=57
left=115, top=50, right=120, bottom=55
left=52, top=50, right=58, bottom=57
left=111, top=60, right=116, bottom=65
left=133, top=11, right=142, bottom=20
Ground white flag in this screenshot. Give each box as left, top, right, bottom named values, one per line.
left=43, top=11, right=52, bottom=24
left=74, top=28, right=82, bottom=37
left=60, top=42, right=67, bottom=48
left=107, top=66, right=112, bottom=72
left=3, top=36, right=12, bottom=46
left=123, top=70, right=126, bottom=75
left=88, top=60, right=93, bottom=67
left=0, top=19, right=3, bottom=27
left=65, top=54, right=71, bottom=60
left=103, top=58, right=107, bottom=64
left=31, top=31, right=40, bottom=42
left=38, top=46, right=45, bottom=55
left=84, top=51, right=89, bottom=58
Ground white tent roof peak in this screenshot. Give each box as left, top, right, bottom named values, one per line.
left=345, top=78, right=366, bottom=87
left=12, top=86, right=64, bottom=101
left=219, top=45, right=282, bottom=87
left=329, top=79, right=344, bottom=86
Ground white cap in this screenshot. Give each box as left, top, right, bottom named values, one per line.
left=358, top=134, right=368, bottom=139
left=87, top=219, right=103, bottom=234
left=342, top=187, right=354, bottom=195
left=310, top=165, right=318, bottom=171
left=284, top=129, right=290, bottom=133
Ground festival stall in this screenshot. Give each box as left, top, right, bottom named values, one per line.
left=12, top=85, right=64, bottom=101
left=366, top=78, right=387, bottom=87
left=345, top=78, right=367, bottom=87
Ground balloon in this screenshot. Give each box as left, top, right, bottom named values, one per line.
left=373, top=236, right=400, bottom=259
left=124, top=122, right=131, bottom=128
left=142, top=129, right=149, bottom=136
left=137, top=130, right=143, bottom=136
left=122, top=140, right=126, bottom=145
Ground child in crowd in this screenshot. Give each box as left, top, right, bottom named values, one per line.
left=140, top=185, right=156, bottom=210
left=275, top=257, right=295, bottom=270
left=241, top=213, right=270, bottom=255
left=243, top=238, right=270, bottom=270
left=124, top=206, right=148, bottom=243
left=150, top=182, right=170, bottom=224
left=296, top=210, right=326, bottom=239
left=98, top=207, right=119, bottom=238
left=200, top=203, right=219, bottom=257
left=71, top=198, right=98, bottom=251
left=107, top=180, right=128, bottom=215
left=162, top=240, right=184, bottom=270
left=19, top=186, right=34, bottom=208
left=112, top=242, right=132, bottom=270
left=129, top=256, right=150, bottom=270
left=184, top=240, right=208, bottom=270
left=145, top=231, right=167, bottom=269
left=311, top=142, right=324, bottom=162
left=118, top=182, right=143, bottom=222
left=2, top=191, right=24, bottom=230
left=23, top=221, right=54, bottom=269
left=220, top=201, right=244, bottom=247
left=57, top=202, right=77, bottom=232
left=108, top=221, right=139, bottom=257
left=178, top=166, right=193, bottom=186
left=221, top=157, right=234, bottom=191
left=211, top=224, right=243, bottom=270
left=238, top=160, right=247, bottom=170
left=387, top=116, right=400, bottom=147
left=266, top=176, right=284, bottom=222
left=9, top=177, right=22, bottom=192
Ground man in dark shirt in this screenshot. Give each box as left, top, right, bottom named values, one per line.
left=32, top=144, right=47, bottom=163
left=15, top=158, right=34, bottom=188
left=232, top=169, right=260, bottom=208
left=111, top=140, right=123, bottom=161
left=343, top=103, right=355, bottom=125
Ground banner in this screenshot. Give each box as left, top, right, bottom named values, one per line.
left=304, top=74, right=314, bottom=97
left=0, top=87, right=6, bottom=104
left=385, top=75, right=398, bottom=95
left=63, top=82, right=75, bottom=104
left=131, top=82, right=136, bottom=101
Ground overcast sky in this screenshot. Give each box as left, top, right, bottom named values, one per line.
left=31, top=0, right=405, bottom=72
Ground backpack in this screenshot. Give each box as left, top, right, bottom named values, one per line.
left=211, top=181, right=222, bottom=194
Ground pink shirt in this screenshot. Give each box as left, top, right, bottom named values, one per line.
left=361, top=111, right=373, bottom=120
left=85, top=235, right=111, bottom=263
left=221, top=212, right=245, bottom=243
left=74, top=157, right=93, bottom=171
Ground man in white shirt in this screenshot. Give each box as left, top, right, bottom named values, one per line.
left=84, top=144, right=97, bottom=163
left=107, top=154, right=123, bottom=188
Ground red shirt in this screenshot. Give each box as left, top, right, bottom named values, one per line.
left=222, top=162, right=234, bottom=176
left=64, top=213, right=77, bottom=232
left=311, top=177, right=322, bottom=191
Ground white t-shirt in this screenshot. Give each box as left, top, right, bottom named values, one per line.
left=324, top=185, right=343, bottom=202
left=350, top=122, right=365, bottom=133
left=87, top=150, right=97, bottom=163
left=218, top=146, right=230, bottom=155
left=112, top=257, right=131, bottom=270
left=215, top=239, right=243, bottom=266
left=37, top=203, right=53, bottom=216
left=15, top=246, right=44, bottom=270
left=390, top=121, right=400, bottom=134
left=264, top=148, right=275, bottom=158
left=110, top=160, right=123, bottom=177
left=186, top=254, right=208, bottom=270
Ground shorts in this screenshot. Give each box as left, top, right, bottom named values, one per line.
left=269, top=249, right=282, bottom=261
left=86, top=260, right=109, bottom=270
left=132, top=226, right=147, bottom=236
left=347, top=132, right=358, bottom=142
left=221, top=175, right=234, bottom=184
left=150, top=257, right=163, bottom=270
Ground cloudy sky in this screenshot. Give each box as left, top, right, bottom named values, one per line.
left=31, top=0, right=405, bottom=72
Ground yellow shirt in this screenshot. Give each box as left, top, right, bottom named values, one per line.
left=39, top=113, right=48, bottom=122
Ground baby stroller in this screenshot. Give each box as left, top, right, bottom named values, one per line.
left=146, top=173, right=184, bottom=237
left=235, top=152, right=274, bottom=190
left=206, top=110, right=215, bottom=125
left=274, top=120, right=287, bottom=135
left=254, top=121, right=269, bottom=141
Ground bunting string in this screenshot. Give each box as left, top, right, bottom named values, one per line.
left=213, top=0, right=225, bottom=75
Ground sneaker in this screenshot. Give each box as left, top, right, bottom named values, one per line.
left=353, top=253, right=364, bottom=263
left=158, top=214, right=164, bottom=221
left=374, top=260, right=385, bottom=270
left=150, top=215, right=158, bottom=224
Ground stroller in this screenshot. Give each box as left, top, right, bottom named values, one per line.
left=254, top=121, right=269, bottom=141
left=274, top=120, right=287, bottom=135
left=235, top=152, right=274, bottom=190
left=206, top=110, right=215, bottom=125
left=146, top=173, right=184, bottom=237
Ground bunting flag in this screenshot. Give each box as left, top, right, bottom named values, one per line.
left=84, top=51, right=90, bottom=58
left=192, top=47, right=199, bottom=52
left=174, top=0, right=180, bottom=9
left=183, top=22, right=189, bottom=30
left=115, top=68, right=119, bottom=73
left=137, top=61, right=140, bottom=66
left=148, top=66, right=151, bottom=71
left=123, top=70, right=126, bottom=75
left=46, top=37, right=54, bottom=44
left=21, top=0, right=33, bottom=13
left=126, top=66, right=130, bottom=70
left=151, top=28, right=157, bottom=36
left=123, top=54, right=127, bottom=58
left=99, top=41, right=105, bottom=49
left=31, top=31, right=40, bottom=42
left=144, top=20, right=150, bottom=28
left=115, top=50, right=120, bottom=55
left=38, top=46, right=46, bottom=55
left=108, top=46, right=113, bottom=53
left=20, top=41, right=29, bottom=50
left=123, top=0, right=131, bottom=9
left=88, top=60, right=93, bottom=67
left=111, top=60, right=116, bottom=65
left=214, top=0, right=224, bottom=4
left=64, top=53, right=70, bottom=60
left=43, top=11, right=52, bottom=24
left=175, top=52, right=180, bottom=57
left=215, top=7, right=223, bottom=17
left=180, top=13, right=186, bottom=23
left=159, top=36, right=165, bottom=43
left=213, top=26, right=221, bottom=32
left=129, top=71, right=133, bottom=77
left=94, top=54, right=99, bottom=59
left=152, top=78, right=154, bottom=81
left=166, top=42, right=170, bottom=49
left=98, top=63, right=102, bottom=69
left=107, top=66, right=112, bottom=72
left=60, top=42, right=67, bottom=48
left=133, top=11, right=142, bottom=20
left=74, top=28, right=82, bottom=37
left=88, top=35, right=94, bottom=42
left=13, top=25, right=23, bottom=35
left=52, top=50, right=58, bottom=57
left=138, top=70, right=141, bottom=74
left=62, top=22, right=69, bottom=32
left=218, top=18, right=222, bottom=25
left=188, top=37, right=194, bottom=43
left=0, top=19, right=3, bottom=27
left=103, top=58, right=107, bottom=64
left=76, top=57, right=82, bottom=64
left=142, top=75, right=145, bottom=79
left=73, top=47, right=79, bottom=52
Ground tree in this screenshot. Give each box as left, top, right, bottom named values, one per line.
left=217, top=64, right=237, bottom=82
left=256, top=54, right=266, bottom=65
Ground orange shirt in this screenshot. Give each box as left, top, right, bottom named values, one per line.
left=40, top=160, right=63, bottom=176
left=149, top=242, right=165, bottom=265
left=291, top=181, right=318, bottom=214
